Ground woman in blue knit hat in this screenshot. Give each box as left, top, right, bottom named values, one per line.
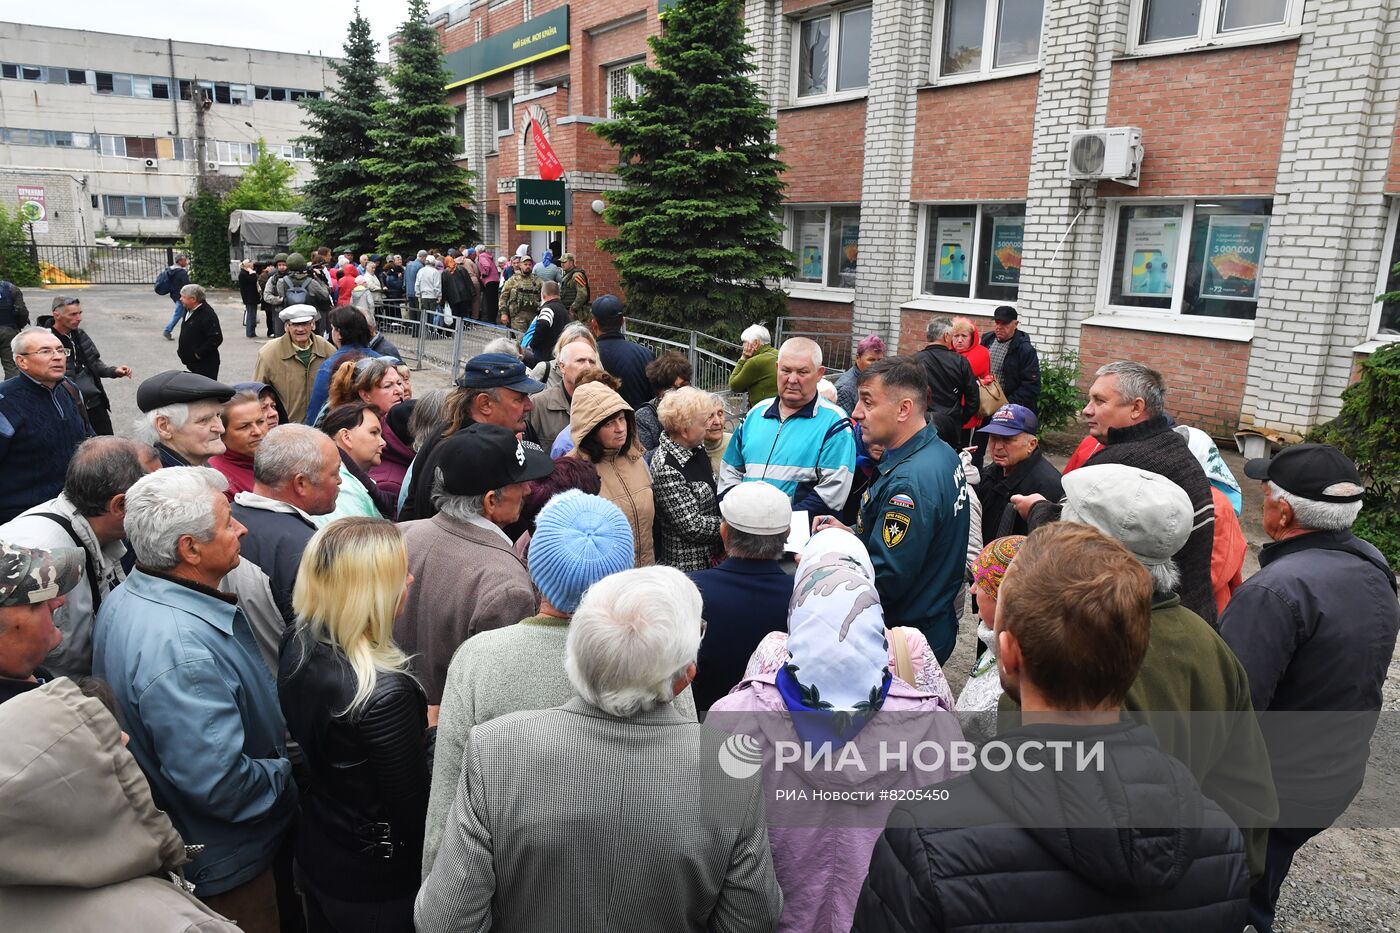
left=418, top=491, right=700, bottom=875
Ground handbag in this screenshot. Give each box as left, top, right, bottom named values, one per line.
left=978, top=377, right=1008, bottom=420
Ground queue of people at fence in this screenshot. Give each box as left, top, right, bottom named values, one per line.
left=0, top=273, right=1396, bottom=933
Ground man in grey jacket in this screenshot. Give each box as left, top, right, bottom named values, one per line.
left=417, top=565, right=783, bottom=933
left=0, top=437, right=158, bottom=677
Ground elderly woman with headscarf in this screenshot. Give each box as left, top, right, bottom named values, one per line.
left=566, top=380, right=655, bottom=567
left=708, top=529, right=962, bottom=933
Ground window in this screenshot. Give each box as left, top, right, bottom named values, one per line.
left=495, top=94, right=514, bottom=133
left=607, top=62, right=641, bottom=118
left=1373, top=202, right=1400, bottom=339
left=95, top=72, right=114, bottom=93
left=1133, top=0, right=1295, bottom=50
left=787, top=205, right=860, bottom=289
left=920, top=202, right=1025, bottom=301
left=793, top=5, right=872, bottom=101
left=151, top=79, right=170, bottom=100
left=103, top=195, right=128, bottom=217
left=99, top=135, right=124, bottom=157
left=1, top=64, right=16, bottom=79
left=67, top=69, right=86, bottom=85
left=1105, top=199, right=1272, bottom=320
left=936, top=0, right=1044, bottom=79
left=454, top=105, right=469, bottom=154
left=21, top=65, right=41, bottom=81
left=124, top=136, right=157, bottom=160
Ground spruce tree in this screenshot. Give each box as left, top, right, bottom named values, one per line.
left=297, top=8, right=383, bottom=254
left=364, top=0, right=477, bottom=256
left=593, top=0, right=791, bottom=337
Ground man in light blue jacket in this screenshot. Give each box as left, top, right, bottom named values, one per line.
left=404, top=249, right=427, bottom=321
left=93, top=466, right=295, bottom=930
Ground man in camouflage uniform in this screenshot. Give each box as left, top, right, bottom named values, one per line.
left=559, top=253, right=591, bottom=322
left=0, top=540, right=84, bottom=704
left=505, top=255, right=544, bottom=333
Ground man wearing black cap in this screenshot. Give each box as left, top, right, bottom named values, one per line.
left=980, top=305, right=1040, bottom=412
left=134, top=370, right=236, bottom=467
left=1219, top=443, right=1399, bottom=933
left=398, top=352, right=546, bottom=523
left=395, top=423, right=553, bottom=704
left=589, top=295, right=655, bottom=409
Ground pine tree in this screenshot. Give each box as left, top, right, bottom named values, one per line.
left=364, top=0, right=477, bottom=256
left=593, top=0, right=791, bottom=337
left=297, top=8, right=384, bottom=254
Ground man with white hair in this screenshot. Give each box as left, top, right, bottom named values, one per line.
left=719, top=336, right=856, bottom=518
left=527, top=336, right=597, bottom=445
left=395, top=423, right=554, bottom=704
left=1011, top=463, right=1277, bottom=880
left=175, top=283, right=223, bottom=380
left=93, top=467, right=294, bottom=932
left=0, top=325, right=92, bottom=522
left=913, top=315, right=978, bottom=433
left=222, top=424, right=342, bottom=673
left=133, top=370, right=235, bottom=467
left=1220, top=443, right=1399, bottom=932
left=416, top=564, right=783, bottom=932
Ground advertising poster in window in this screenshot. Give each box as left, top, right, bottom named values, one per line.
left=935, top=218, right=974, bottom=284
left=837, top=217, right=859, bottom=288
left=1201, top=215, right=1268, bottom=302
left=988, top=217, right=1024, bottom=286
left=1122, top=216, right=1179, bottom=297
left=797, top=225, right=825, bottom=282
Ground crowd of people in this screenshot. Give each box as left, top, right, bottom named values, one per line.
left=0, top=263, right=1396, bottom=933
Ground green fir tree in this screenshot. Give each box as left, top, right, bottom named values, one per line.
left=592, top=0, right=791, bottom=337
left=297, top=7, right=384, bottom=253
left=364, top=0, right=477, bottom=256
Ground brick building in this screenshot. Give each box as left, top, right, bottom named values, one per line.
left=438, top=0, right=1400, bottom=438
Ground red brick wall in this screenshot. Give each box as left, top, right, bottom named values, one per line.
left=1079, top=325, right=1249, bottom=436
left=778, top=100, right=866, bottom=202
left=783, top=0, right=833, bottom=13
left=1100, top=42, right=1296, bottom=198
left=897, top=309, right=996, bottom=355
left=910, top=75, right=1037, bottom=201
left=566, top=191, right=624, bottom=300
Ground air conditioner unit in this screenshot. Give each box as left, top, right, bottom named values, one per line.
left=206, top=161, right=219, bottom=171
left=142, top=157, right=158, bottom=170
left=1066, top=127, right=1143, bottom=187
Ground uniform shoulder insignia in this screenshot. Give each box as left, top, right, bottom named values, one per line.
left=887, top=493, right=915, bottom=509
left=881, top=511, right=910, bottom=548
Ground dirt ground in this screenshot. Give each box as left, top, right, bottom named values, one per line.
left=58, top=285, right=1400, bottom=930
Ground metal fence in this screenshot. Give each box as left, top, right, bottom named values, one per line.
left=33, top=244, right=178, bottom=286
left=624, top=318, right=744, bottom=395
left=775, top=315, right=853, bottom=372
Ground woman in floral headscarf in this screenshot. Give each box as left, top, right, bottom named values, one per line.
left=708, top=529, right=962, bottom=933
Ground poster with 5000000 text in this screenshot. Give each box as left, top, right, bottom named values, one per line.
left=1201, top=215, right=1268, bottom=302
left=989, top=218, right=1024, bottom=286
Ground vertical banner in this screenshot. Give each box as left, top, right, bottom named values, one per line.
left=17, top=185, right=48, bottom=234
left=988, top=216, right=1024, bottom=286
left=935, top=217, right=974, bottom=284
left=836, top=216, right=859, bottom=287
left=1122, top=215, right=1180, bottom=297
left=1201, top=215, right=1268, bottom=301
left=530, top=117, right=564, bottom=181
left=798, top=227, right=824, bottom=281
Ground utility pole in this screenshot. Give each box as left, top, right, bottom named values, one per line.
left=192, top=77, right=211, bottom=191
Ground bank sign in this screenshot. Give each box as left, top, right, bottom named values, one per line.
left=445, top=6, right=570, bottom=88
left=517, top=179, right=568, bottom=231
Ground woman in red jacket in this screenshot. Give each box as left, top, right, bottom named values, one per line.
left=951, top=317, right=992, bottom=433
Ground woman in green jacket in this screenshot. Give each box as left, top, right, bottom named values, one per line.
left=728, top=323, right=779, bottom=407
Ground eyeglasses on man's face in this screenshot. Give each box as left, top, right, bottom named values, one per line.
left=18, top=347, right=72, bottom=359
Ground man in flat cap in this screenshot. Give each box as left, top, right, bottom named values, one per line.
left=1219, top=444, right=1400, bottom=932
left=252, top=304, right=335, bottom=424
left=0, top=540, right=84, bottom=704
left=0, top=326, right=93, bottom=523
left=133, top=370, right=235, bottom=468
left=395, top=423, right=553, bottom=704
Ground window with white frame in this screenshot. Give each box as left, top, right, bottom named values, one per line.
left=788, top=205, right=860, bottom=289
left=920, top=202, right=1025, bottom=301
left=607, top=61, right=642, bottom=118
left=1104, top=199, right=1272, bottom=320
left=793, top=5, right=872, bottom=101
left=1132, top=0, right=1297, bottom=52
left=102, top=195, right=180, bottom=219
left=454, top=106, right=469, bottom=155
left=495, top=94, right=514, bottom=134
left=1373, top=201, right=1400, bottom=339
left=935, top=0, right=1045, bottom=80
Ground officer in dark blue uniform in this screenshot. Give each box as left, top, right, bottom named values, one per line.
left=814, top=357, right=970, bottom=663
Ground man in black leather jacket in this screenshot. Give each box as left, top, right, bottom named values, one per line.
left=43, top=296, right=132, bottom=436
left=912, top=316, right=978, bottom=436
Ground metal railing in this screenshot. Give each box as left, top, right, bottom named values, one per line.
left=623, top=318, right=744, bottom=395
left=775, top=315, right=854, bottom=372
left=33, top=244, right=179, bottom=286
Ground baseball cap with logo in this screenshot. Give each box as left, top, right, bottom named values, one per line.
left=0, top=542, right=84, bottom=609
left=454, top=353, right=546, bottom=394
left=1243, top=443, right=1365, bottom=503
left=433, top=423, right=554, bottom=496
left=979, top=403, right=1039, bottom=437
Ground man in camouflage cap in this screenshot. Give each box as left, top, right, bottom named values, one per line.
left=0, top=541, right=83, bottom=704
